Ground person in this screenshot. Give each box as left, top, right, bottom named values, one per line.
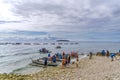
left=59, top=54, right=62, bottom=59
left=110, top=53, right=116, bottom=61
left=61, top=57, right=66, bottom=69
left=62, top=51, right=65, bottom=57
left=106, top=50, right=110, bottom=57
left=89, top=52, right=93, bottom=59
left=101, top=50, right=106, bottom=56
left=52, top=55, right=56, bottom=63
left=48, top=53, right=51, bottom=57
left=67, top=55, right=71, bottom=64
left=65, top=56, right=68, bottom=67
left=118, top=50, right=120, bottom=56
left=76, top=57, right=79, bottom=68
left=44, top=57, right=48, bottom=66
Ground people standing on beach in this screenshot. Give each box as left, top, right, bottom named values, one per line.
left=89, top=52, right=93, bottom=59
left=106, top=50, right=110, bottom=57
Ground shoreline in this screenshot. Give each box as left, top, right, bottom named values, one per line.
left=11, top=54, right=87, bottom=75
left=1, top=55, right=120, bottom=80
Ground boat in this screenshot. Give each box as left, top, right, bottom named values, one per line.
left=56, top=46, right=61, bottom=49
left=38, top=57, right=62, bottom=62
left=39, top=48, right=52, bottom=53
left=56, top=40, right=70, bottom=42
left=31, top=59, right=58, bottom=66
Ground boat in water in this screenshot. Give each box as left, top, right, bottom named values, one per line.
left=39, top=48, right=52, bottom=53
left=56, top=46, right=61, bottom=49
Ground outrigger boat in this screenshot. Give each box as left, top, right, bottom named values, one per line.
left=30, top=58, right=58, bottom=67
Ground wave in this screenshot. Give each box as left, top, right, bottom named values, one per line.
left=0, top=52, right=35, bottom=58
left=14, top=52, right=34, bottom=56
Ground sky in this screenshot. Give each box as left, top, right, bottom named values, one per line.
left=0, top=0, right=120, bottom=41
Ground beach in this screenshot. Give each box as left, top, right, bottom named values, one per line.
left=1, top=55, right=120, bottom=80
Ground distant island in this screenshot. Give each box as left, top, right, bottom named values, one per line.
left=56, top=40, right=70, bottom=42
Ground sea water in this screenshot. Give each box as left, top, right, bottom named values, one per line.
left=0, top=41, right=120, bottom=74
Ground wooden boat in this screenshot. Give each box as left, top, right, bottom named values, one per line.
left=31, top=59, right=58, bottom=66
left=39, top=48, right=52, bottom=53
left=56, top=46, right=61, bottom=49
left=38, top=57, right=62, bottom=62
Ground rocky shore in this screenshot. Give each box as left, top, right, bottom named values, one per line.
left=1, top=56, right=120, bottom=80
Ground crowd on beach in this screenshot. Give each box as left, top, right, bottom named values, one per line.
left=41, top=49, right=120, bottom=68
left=95, top=50, right=120, bottom=61
left=43, top=51, right=79, bottom=68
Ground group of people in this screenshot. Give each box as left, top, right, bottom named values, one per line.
left=43, top=51, right=79, bottom=68
left=43, top=53, right=57, bottom=66
left=61, top=52, right=79, bottom=68
left=101, top=50, right=118, bottom=61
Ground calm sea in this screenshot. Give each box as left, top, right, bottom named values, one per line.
left=0, top=41, right=120, bottom=74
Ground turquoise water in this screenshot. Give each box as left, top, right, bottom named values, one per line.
left=0, top=41, right=120, bottom=74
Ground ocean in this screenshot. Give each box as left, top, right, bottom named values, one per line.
left=0, top=41, right=120, bottom=74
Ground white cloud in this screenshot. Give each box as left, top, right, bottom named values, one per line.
left=0, top=0, right=120, bottom=41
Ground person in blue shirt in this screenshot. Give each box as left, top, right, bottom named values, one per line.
left=52, top=55, right=56, bottom=63
left=48, top=53, right=51, bottom=57
left=110, top=53, right=116, bottom=61
left=58, top=54, right=62, bottom=59
left=101, top=50, right=106, bottom=56
left=44, top=57, right=48, bottom=66
left=119, top=50, right=120, bottom=53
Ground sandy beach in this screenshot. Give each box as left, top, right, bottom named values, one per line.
left=1, top=55, right=120, bottom=80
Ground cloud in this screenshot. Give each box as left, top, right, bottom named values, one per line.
left=0, top=0, right=120, bottom=41
left=9, top=0, right=116, bottom=28
left=0, top=20, right=21, bottom=24
left=0, top=30, right=51, bottom=41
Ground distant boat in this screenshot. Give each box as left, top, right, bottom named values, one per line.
left=56, top=46, right=61, bottom=49
left=56, top=40, right=70, bottom=42
left=39, top=48, right=52, bottom=53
